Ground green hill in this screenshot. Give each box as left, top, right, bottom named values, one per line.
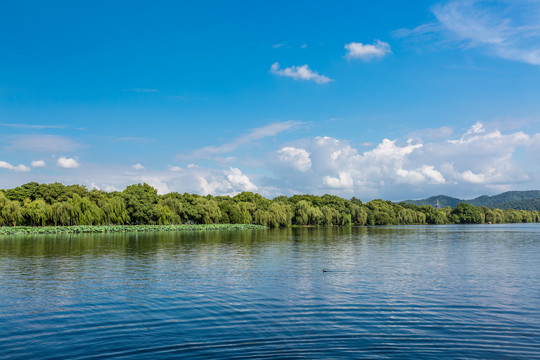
left=404, top=195, right=461, bottom=208
left=467, top=191, right=540, bottom=207
left=491, top=198, right=540, bottom=211
left=404, top=190, right=540, bottom=210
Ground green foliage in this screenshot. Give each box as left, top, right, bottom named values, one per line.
left=366, top=199, right=399, bottom=225
left=195, top=197, right=222, bottom=224
left=449, top=203, right=483, bottom=224
left=0, top=192, right=23, bottom=226
left=51, top=202, right=72, bottom=226
left=22, top=199, right=52, bottom=226
left=102, top=197, right=129, bottom=224
left=294, top=200, right=323, bottom=225
left=1, top=182, right=540, bottom=229
left=122, top=183, right=159, bottom=224
left=268, top=202, right=293, bottom=227
left=419, top=205, right=448, bottom=224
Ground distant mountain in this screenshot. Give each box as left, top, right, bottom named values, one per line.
left=404, top=195, right=462, bottom=208
left=403, top=190, right=540, bottom=210
left=467, top=191, right=540, bottom=207
left=491, top=198, right=540, bottom=211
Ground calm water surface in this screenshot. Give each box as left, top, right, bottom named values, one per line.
left=1, top=225, right=539, bottom=359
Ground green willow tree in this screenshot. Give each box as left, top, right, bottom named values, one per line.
left=1, top=182, right=540, bottom=228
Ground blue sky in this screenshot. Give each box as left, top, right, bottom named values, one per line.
left=1, top=0, right=540, bottom=200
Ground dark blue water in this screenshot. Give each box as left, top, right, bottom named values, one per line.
left=1, top=225, right=539, bottom=359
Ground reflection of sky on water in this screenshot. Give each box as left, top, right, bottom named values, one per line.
left=1, top=225, right=539, bottom=358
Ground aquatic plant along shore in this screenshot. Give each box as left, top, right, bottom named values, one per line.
left=1, top=182, right=540, bottom=228
left=0, top=224, right=266, bottom=236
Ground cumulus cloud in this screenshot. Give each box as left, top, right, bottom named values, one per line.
left=420, top=165, right=446, bottom=184
left=140, top=177, right=170, bottom=194
left=396, top=168, right=427, bottom=185
left=323, top=172, right=354, bottom=189
left=268, top=122, right=539, bottom=199
left=270, top=62, right=333, bottom=84
left=226, top=167, right=258, bottom=192
left=277, top=147, right=312, bottom=172
left=0, top=159, right=263, bottom=197
left=31, top=160, right=46, bottom=168
left=396, top=165, right=446, bottom=185
left=0, top=161, right=30, bottom=172
left=133, top=163, right=144, bottom=170
left=3, top=122, right=540, bottom=201
left=198, top=167, right=258, bottom=195
left=399, top=0, right=540, bottom=66
left=345, top=40, right=392, bottom=61
left=57, top=157, right=80, bottom=169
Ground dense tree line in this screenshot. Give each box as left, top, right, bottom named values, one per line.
left=1, top=182, right=539, bottom=227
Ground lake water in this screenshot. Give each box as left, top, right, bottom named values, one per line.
left=1, top=225, right=539, bottom=359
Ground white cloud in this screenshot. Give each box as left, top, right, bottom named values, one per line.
left=57, top=157, right=80, bottom=169
left=363, top=138, right=422, bottom=160
left=277, top=147, right=312, bottom=172
left=133, top=163, right=144, bottom=170
left=104, top=185, right=119, bottom=192
left=401, top=0, right=540, bottom=66
left=345, top=40, right=392, bottom=61
left=198, top=168, right=258, bottom=195
left=226, top=167, right=258, bottom=192
left=271, top=136, right=417, bottom=195
left=179, top=120, right=302, bottom=160
left=396, top=168, right=427, bottom=185
left=31, top=160, right=46, bottom=168
left=396, top=165, right=446, bottom=185
left=0, top=161, right=30, bottom=172
left=464, top=121, right=485, bottom=136
left=270, top=62, right=333, bottom=84
left=420, top=165, right=446, bottom=184
left=267, top=122, right=539, bottom=199
left=140, top=177, right=170, bottom=194
left=3, top=121, right=540, bottom=201
left=323, top=172, right=354, bottom=189
left=6, top=135, right=83, bottom=153
left=0, top=159, right=268, bottom=197
left=460, top=170, right=487, bottom=184
left=90, top=183, right=118, bottom=193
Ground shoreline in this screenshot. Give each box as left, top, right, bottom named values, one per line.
left=1, top=222, right=538, bottom=236
left=0, top=224, right=267, bottom=236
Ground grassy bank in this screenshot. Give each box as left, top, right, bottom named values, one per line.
left=0, top=224, right=267, bottom=236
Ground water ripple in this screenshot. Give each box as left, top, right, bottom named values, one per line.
left=1, top=225, right=539, bottom=359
